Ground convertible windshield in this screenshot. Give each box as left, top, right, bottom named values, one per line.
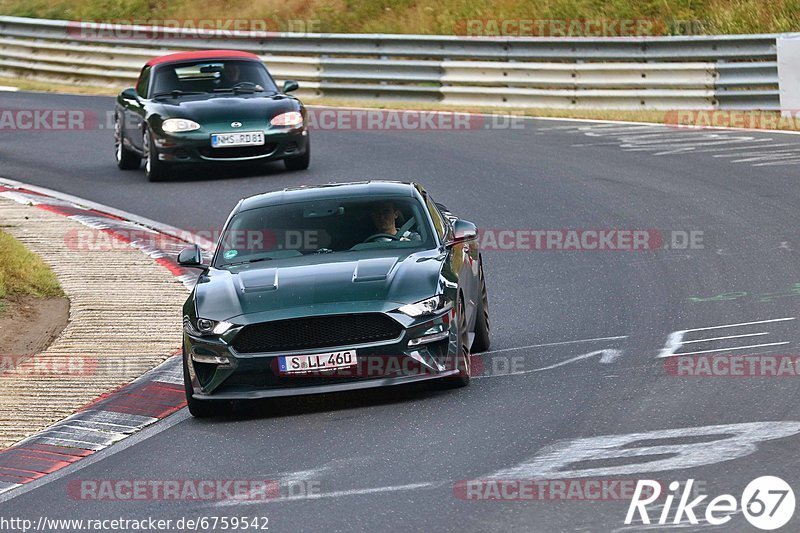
left=150, top=60, right=278, bottom=96
left=214, top=196, right=434, bottom=267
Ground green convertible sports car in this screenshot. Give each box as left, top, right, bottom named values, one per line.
left=178, top=181, right=491, bottom=417
left=114, top=49, right=309, bottom=181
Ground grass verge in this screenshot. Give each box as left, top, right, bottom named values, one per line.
left=2, top=0, right=800, bottom=36
left=0, top=229, right=64, bottom=313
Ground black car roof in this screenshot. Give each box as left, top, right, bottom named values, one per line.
left=238, top=181, right=419, bottom=211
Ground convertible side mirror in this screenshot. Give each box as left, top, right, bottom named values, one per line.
left=120, top=87, right=140, bottom=103
left=282, top=80, right=299, bottom=93
left=450, top=220, right=478, bottom=245
left=177, top=245, right=206, bottom=269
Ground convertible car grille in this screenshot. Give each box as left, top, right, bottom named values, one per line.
left=231, top=314, right=404, bottom=353
left=198, top=144, right=277, bottom=159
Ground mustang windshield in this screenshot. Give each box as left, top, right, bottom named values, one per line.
left=150, top=60, right=278, bottom=96
left=214, top=197, right=434, bottom=267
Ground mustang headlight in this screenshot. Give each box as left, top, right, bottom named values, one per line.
left=270, top=111, right=303, bottom=127
left=183, top=316, right=234, bottom=336
left=162, top=118, right=201, bottom=133
left=397, top=295, right=452, bottom=317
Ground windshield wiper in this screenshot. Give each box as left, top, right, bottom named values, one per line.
left=221, top=257, right=273, bottom=268
left=152, top=90, right=204, bottom=99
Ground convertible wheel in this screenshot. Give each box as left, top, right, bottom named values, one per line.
left=114, top=115, right=140, bottom=170
left=183, top=350, right=228, bottom=418
left=284, top=139, right=310, bottom=171
left=471, top=261, right=491, bottom=353
left=143, top=128, right=169, bottom=182
left=441, top=296, right=471, bottom=389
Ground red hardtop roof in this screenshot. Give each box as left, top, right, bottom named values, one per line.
left=145, top=50, right=260, bottom=67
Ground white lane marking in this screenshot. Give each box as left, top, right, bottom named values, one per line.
left=486, top=421, right=800, bottom=481
left=623, top=136, right=756, bottom=150
left=481, top=336, right=627, bottom=356
left=474, top=349, right=622, bottom=379
left=666, top=342, right=792, bottom=357
left=678, top=317, right=794, bottom=334
left=562, top=121, right=800, bottom=165
left=731, top=152, right=800, bottom=163
left=713, top=146, right=800, bottom=158
left=657, top=317, right=795, bottom=359
left=680, top=332, right=769, bottom=344
left=0, top=86, right=18, bottom=92
left=214, top=482, right=436, bottom=507
left=620, top=133, right=732, bottom=145
left=754, top=158, right=800, bottom=166
left=303, top=106, right=800, bottom=138
left=653, top=139, right=775, bottom=156
left=687, top=140, right=785, bottom=153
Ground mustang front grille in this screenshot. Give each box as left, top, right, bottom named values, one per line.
left=231, top=314, right=404, bottom=353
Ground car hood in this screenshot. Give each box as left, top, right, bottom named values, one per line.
left=193, top=249, right=446, bottom=323
left=152, top=94, right=298, bottom=124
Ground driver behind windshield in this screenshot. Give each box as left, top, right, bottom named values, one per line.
left=219, top=62, right=263, bottom=91
left=368, top=201, right=421, bottom=241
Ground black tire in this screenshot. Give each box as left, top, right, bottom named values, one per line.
left=143, top=128, right=169, bottom=182
left=114, top=115, right=140, bottom=170
left=284, top=139, right=310, bottom=171
left=441, top=296, right=471, bottom=389
left=182, top=350, right=227, bottom=418
left=471, top=261, right=491, bottom=353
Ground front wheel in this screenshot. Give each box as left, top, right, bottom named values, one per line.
left=471, top=261, right=491, bottom=353
left=143, top=128, right=169, bottom=182
left=183, top=350, right=228, bottom=418
left=114, top=115, right=140, bottom=170
left=284, top=139, right=310, bottom=171
left=441, top=296, right=471, bottom=389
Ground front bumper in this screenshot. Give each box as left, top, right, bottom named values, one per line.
left=154, top=128, right=308, bottom=164
left=184, top=310, right=460, bottom=400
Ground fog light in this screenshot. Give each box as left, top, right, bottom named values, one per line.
left=191, top=353, right=231, bottom=365
left=408, top=331, right=449, bottom=346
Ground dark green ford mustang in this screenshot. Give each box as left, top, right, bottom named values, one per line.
left=178, top=181, right=491, bottom=417
left=114, top=50, right=309, bottom=182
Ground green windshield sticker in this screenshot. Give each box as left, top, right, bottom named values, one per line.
left=224, top=249, right=238, bottom=260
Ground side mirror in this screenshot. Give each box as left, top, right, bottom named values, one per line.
left=121, top=87, right=140, bottom=103
left=177, top=245, right=206, bottom=269
left=282, top=80, right=299, bottom=93
left=451, top=220, right=478, bottom=245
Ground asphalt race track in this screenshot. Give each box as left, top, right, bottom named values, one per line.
left=3, top=91, right=800, bottom=531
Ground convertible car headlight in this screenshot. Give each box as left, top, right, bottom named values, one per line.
left=270, top=112, right=303, bottom=127
left=183, top=316, right=234, bottom=336
left=162, top=118, right=201, bottom=133
left=397, top=295, right=452, bottom=317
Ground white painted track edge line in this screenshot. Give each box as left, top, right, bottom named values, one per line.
left=304, top=104, right=800, bottom=137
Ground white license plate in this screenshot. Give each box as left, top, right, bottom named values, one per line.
left=211, top=131, right=265, bottom=148
left=279, top=350, right=357, bottom=373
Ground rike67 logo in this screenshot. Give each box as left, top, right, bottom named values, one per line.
left=626, top=476, right=795, bottom=530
